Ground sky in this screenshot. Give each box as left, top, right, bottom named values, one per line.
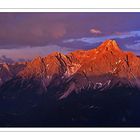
left=0, top=12, right=140, bottom=62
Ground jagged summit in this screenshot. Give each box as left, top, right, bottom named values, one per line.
left=1, top=39, right=140, bottom=93
left=1, top=40, right=140, bottom=127
left=97, top=39, right=122, bottom=52
left=28, top=40, right=123, bottom=71
left=18, top=40, right=140, bottom=79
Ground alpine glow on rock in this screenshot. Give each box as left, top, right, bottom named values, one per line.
left=0, top=13, right=140, bottom=127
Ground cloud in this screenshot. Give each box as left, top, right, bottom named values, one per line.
left=134, top=40, right=140, bottom=43
left=90, top=28, right=102, bottom=34
left=63, top=30, right=140, bottom=44
left=0, top=45, right=73, bottom=61
left=1, top=13, right=140, bottom=48
left=0, top=55, right=14, bottom=63
left=0, top=13, right=67, bottom=47
left=125, top=43, right=140, bottom=51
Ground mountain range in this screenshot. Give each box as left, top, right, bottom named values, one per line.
left=0, top=39, right=140, bottom=127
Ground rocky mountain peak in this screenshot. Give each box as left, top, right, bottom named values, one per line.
left=97, top=39, right=122, bottom=52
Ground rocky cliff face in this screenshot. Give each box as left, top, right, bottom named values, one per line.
left=0, top=62, right=26, bottom=85
left=0, top=40, right=140, bottom=126
left=6, top=39, right=138, bottom=99
left=60, top=40, right=140, bottom=99
left=0, top=40, right=140, bottom=97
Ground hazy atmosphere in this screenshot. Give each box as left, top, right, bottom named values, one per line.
left=0, top=12, right=140, bottom=62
